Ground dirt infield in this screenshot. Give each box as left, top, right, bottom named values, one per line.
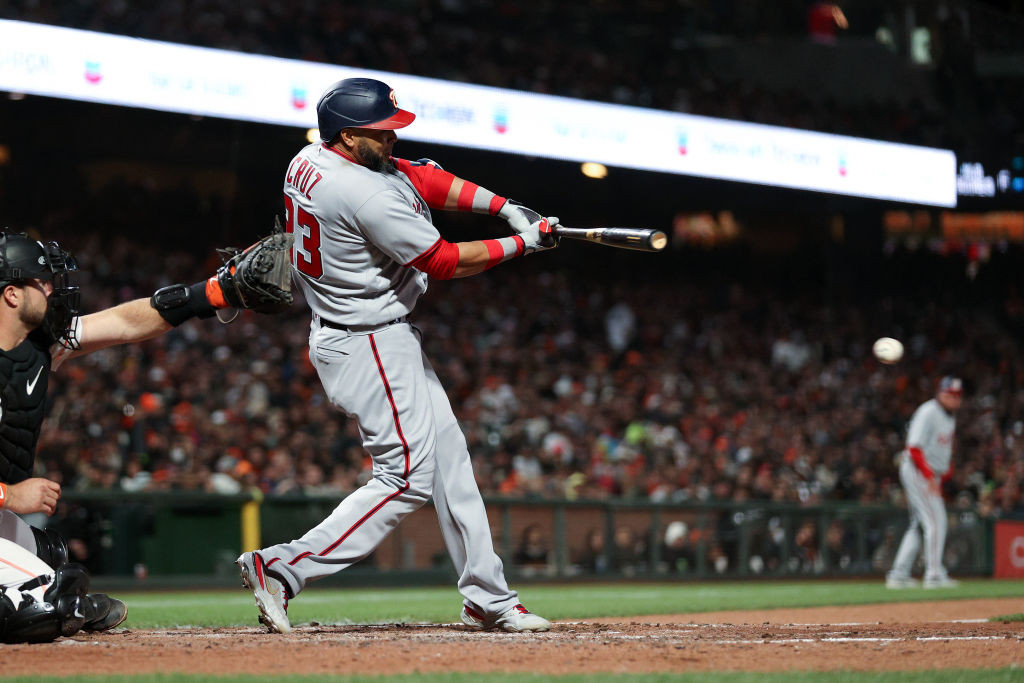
left=2, top=598, right=1023, bottom=676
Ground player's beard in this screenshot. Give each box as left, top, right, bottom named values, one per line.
left=19, top=298, right=47, bottom=330
left=356, top=140, right=394, bottom=173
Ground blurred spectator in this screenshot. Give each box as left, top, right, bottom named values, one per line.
left=822, top=519, right=853, bottom=572
left=661, top=520, right=693, bottom=573
left=576, top=528, right=610, bottom=574
left=513, top=524, right=551, bottom=575
left=611, top=526, right=647, bottom=575
left=807, top=2, right=848, bottom=44
left=872, top=525, right=901, bottom=573
left=790, top=519, right=821, bottom=573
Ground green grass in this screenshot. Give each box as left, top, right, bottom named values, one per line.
left=4, top=671, right=1023, bottom=683
left=117, top=578, right=1024, bottom=628
left=990, top=612, right=1024, bottom=622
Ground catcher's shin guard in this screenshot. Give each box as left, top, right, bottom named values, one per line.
left=43, top=563, right=91, bottom=637
left=0, top=593, right=62, bottom=644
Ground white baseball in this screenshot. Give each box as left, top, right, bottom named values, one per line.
left=872, top=337, right=904, bottom=364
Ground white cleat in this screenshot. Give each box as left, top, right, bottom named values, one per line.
left=923, top=575, right=960, bottom=589
left=237, top=551, right=292, bottom=634
left=885, top=575, right=920, bottom=589
left=461, top=603, right=551, bottom=633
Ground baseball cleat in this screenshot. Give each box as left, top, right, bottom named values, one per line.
left=237, top=551, right=292, bottom=634
left=460, top=604, right=488, bottom=630
left=923, top=575, right=960, bottom=589
left=81, top=594, right=128, bottom=632
left=461, top=603, right=551, bottom=633
left=885, top=575, right=920, bottom=589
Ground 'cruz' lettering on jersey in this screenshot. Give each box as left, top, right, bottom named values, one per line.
left=286, top=156, right=323, bottom=200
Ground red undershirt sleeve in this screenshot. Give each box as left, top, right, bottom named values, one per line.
left=393, top=158, right=506, bottom=214
left=907, top=446, right=934, bottom=480
left=407, top=237, right=460, bottom=280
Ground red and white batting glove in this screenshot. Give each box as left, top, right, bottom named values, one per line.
left=499, top=199, right=544, bottom=235
left=521, top=216, right=560, bottom=254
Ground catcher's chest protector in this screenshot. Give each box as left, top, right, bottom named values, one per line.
left=0, top=335, right=50, bottom=483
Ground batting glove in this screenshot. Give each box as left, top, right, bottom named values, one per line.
left=521, top=216, right=560, bottom=254
left=499, top=199, right=544, bottom=235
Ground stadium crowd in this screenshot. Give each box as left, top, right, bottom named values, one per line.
left=27, top=211, right=1023, bottom=525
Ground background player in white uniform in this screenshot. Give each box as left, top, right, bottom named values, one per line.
left=237, top=77, right=557, bottom=633
left=886, top=376, right=963, bottom=589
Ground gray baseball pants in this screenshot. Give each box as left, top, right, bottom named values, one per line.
left=257, top=320, right=518, bottom=616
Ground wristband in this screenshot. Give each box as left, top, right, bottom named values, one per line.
left=151, top=281, right=217, bottom=326
left=482, top=236, right=524, bottom=270
left=0, top=482, right=7, bottom=508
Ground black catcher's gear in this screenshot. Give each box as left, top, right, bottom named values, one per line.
left=0, top=592, right=62, bottom=644
left=43, top=562, right=90, bottom=637
left=31, top=526, right=69, bottom=568
left=0, top=231, right=80, bottom=349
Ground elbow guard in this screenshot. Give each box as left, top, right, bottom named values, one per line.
left=151, top=282, right=217, bottom=326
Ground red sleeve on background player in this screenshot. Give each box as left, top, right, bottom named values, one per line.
left=407, top=238, right=460, bottom=280
left=907, top=446, right=934, bottom=480
left=940, top=466, right=953, bottom=485
left=393, top=157, right=506, bottom=215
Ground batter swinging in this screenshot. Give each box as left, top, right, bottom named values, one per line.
left=238, top=77, right=556, bottom=633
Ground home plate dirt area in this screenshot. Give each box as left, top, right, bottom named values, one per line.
left=3, top=599, right=1023, bottom=676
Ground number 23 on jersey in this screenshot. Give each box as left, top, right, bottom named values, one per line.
left=283, top=195, right=324, bottom=278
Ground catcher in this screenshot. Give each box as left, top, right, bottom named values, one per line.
left=0, top=227, right=292, bottom=643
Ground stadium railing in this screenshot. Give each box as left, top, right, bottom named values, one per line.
left=57, top=491, right=993, bottom=586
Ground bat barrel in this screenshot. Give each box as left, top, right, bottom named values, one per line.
left=553, top=226, right=667, bottom=252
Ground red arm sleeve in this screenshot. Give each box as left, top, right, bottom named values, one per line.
left=393, top=158, right=506, bottom=214
left=907, top=446, right=934, bottom=480
left=406, top=237, right=460, bottom=280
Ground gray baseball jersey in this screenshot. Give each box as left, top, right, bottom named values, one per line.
left=889, top=396, right=956, bottom=584
left=905, top=398, right=956, bottom=478
left=284, top=143, right=440, bottom=326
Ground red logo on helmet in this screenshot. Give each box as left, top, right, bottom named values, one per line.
left=389, top=89, right=399, bottom=108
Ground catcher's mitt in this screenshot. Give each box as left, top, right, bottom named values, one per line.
left=215, top=217, right=295, bottom=313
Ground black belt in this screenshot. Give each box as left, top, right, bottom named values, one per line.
left=319, top=316, right=407, bottom=332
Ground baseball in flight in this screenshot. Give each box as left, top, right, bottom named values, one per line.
left=872, top=337, right=904, bottom=364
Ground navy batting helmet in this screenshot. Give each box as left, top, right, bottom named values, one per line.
left=316, top=78, right=415, bottom=142
left=938, top=376, right=963, bottom=395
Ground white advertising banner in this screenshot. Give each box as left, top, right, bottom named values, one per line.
left=0, top=19, right=957, bottom=207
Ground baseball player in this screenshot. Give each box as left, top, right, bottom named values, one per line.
left=0, top=230, right=287, bottom=641
left=886, top=376, right=963, bottom=589
left=237, top=77, right=555, bottom=633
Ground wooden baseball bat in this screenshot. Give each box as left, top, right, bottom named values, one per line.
left=552, top=226, right=667, bottom=252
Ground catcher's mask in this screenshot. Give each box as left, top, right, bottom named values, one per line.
left=0, top=231, right=80, bottom=349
